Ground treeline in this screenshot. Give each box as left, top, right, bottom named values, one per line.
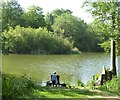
left=2, top=26, right=72, bottom=54
left=1, top=0, right=102, bottom=54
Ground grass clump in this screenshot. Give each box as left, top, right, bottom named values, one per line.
left=2, top=73, right=36, bottom=99
left=95, top=76, right=119, bottom=94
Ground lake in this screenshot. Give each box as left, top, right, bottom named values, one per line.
left=2, top=53, right=113, bottom=86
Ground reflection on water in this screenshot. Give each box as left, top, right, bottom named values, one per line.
left=2, top=53, right=111, bottom=85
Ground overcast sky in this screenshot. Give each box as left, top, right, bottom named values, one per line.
left=17, top=0, right=94, bottom=23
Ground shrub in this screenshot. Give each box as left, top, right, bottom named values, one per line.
left=2, top=73, right=35, bottom=98
left=97, top=76, right=118, bottom=94
left=77, top=80, right=84, bottom=87
left=2, top=26, right=73, bottom=54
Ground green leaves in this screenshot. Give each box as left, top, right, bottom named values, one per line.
left=2, top=26, right=73, bottom=54
left=52, top=13, right=101, bottom=52
left=22, top=6, right=46, bottom=28
left=97, top=76, right=118, bottom=93
left=1, top=0, right=103, bottom=53
left=83, top=1, right=120, bottom=54
left=1, top=0, right=24, bottom=31
left=2, top=73, right=35, bottom=98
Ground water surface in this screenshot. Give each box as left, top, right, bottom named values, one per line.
left=2, top=53, right=111, bottom=85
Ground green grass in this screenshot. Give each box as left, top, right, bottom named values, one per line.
left=96, top=76, right=119, bottom=94
left=2, top=73, right=119, bottom=99
left=32, top=86, right=90, bottom=98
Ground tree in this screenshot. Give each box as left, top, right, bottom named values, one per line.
left=45, top=8, right=73, bottom=31
left=22, top=5, right=46, bottom=28
left=83, top=1, right=120, bottom=54
left=45, top=12, right=54, bottom=31
left=1, top=0, right=24, bottom=31
left=52, top=13, right=100, bottom=51
left=51, top=8, right=72, bottom=17
left=52, top=13, right=84, bottom=37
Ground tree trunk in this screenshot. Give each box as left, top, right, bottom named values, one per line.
left=110, top=40, right=117, bottom=76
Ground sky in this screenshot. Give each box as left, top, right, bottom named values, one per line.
left=17, top=0, right=94, bottom=23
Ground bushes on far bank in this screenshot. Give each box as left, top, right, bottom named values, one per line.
left=2, top=26, right=73, bottom=54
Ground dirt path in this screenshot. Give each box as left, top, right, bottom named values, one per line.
left=87, top=89, right=119, bottom=99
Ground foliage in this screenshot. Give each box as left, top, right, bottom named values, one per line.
left=45, top=8, right=73, bottom=32
left=2, top=73, right=118, bottom=98
left=118, top=78, right=120, bottom=95
left=1, top=0, right=24, bottom=31
left=87, top=75, right=119, bottom=94
left=2, top=73, right=35, bottom=98
left=97, top=76, right=119, bottom=94
left=22, top=5, right=46, bottom=28
left=99, top=40, right=111, bottom=53
left=1, top=0, right=47, bottom=31
left=52, top=13, right=102, bottom=52
left=77, top=80, right=84, bottom=87
left=1, top=0, right=104, bottom=53
left=87, top=80, right=96, bottom=89
left=45, top=12, right=54, bottom=31
left=1, top=73, right=88, bottom=98
left=51, top=8, right=72, bottom=17
left=83, top=1, right=120, bottom=55
left=52, top=13, right=82, bottom=37
left=2, top=26, right=73, bottom=54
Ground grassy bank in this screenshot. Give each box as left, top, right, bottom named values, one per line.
left=2, top=73, right=119, bottom=99
left=96, top=76, right=119, bottom=94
